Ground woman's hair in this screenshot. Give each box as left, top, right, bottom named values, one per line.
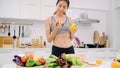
left=54, top=0, right=70, bottom=15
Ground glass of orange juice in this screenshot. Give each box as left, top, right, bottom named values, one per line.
left=96, top=59, right=103, bottom=65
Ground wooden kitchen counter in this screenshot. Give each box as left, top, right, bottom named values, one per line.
left=0, top=36, right=19, bottom=48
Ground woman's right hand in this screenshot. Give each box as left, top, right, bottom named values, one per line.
left=55, top=21, right=61, bottom=30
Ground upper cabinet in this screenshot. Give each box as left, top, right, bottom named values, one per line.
left=112, top=0, right=120, bottom=9
left=40, top=0, right=56, bottom=20
left=0, top=0, right=20, bottom=18
left=0, top=0, right=41, bottom=21
left=0, top=0, right=111, bottom=21
left=20, top=0, right=41, bottom=20
left=69, top=0, right=110, bottom=11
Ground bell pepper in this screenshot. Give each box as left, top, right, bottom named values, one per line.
left=26, top=58, right=35, bottom=67
left=34, top=61, right=41, bottom=66
left=69, top=24, right=77, bottom=31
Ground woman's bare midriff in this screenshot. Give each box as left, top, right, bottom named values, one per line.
left=53, top=33, right=72, bottom=48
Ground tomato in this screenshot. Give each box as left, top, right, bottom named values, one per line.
left=39, top=58, right=46, bottom=65
left=21, top=56, right=29, bottom=63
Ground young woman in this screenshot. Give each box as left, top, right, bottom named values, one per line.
left=45, top=0, right=76, bottom=57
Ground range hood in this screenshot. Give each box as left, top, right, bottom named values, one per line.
left=73, top=12, right=100, bottom=24
left=74, top=18, right=100, bottom=23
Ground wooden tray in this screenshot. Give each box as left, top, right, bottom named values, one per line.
left=16, top=65, right=45, bottom=68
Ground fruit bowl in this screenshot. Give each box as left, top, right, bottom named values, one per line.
left=13, top=52, right=46, bottom=68
left=16, top=65, right=45, bottom=68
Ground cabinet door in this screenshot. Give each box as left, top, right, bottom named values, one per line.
left=0, top=37, right=3, bottom=48
left=0, top=0, right=20, bottom=18
left=40, top=0, right=56, bottom=20
left=113, top=0, right=120, bottom=8
left=20, top=0, right=41, bottom=20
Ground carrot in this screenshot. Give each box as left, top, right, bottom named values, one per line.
left=28, top=52, right=34, bottom=59
left=56, top=21, right=59, bottom=26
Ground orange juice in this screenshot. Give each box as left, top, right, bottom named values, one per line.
left=111, top=61, right=120, bottom=68
left=96, top=59, right=102, bottom=65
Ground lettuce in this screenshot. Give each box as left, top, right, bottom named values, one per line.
left=66, top=55, right=83, bottom=66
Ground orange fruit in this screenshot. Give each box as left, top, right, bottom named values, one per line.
left=21, top=56, right=29, bottom=62
left=96, top=59, right=102, bottom=65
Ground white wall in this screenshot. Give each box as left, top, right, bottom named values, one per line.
left=111, top=0, right=120, bottom=49
left=112, top=8, right=120, bottom=49
left=67, top=9, right=108, bottom=44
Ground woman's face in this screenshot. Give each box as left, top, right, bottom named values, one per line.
left=56, top=1, right=68, bottom=15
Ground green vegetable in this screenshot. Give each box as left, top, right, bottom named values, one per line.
left=26, top=58, right=35, bottom=67
left=34, top=61, right=41, bottom=66
left=49, top=54, right=58, bottom=59
left=46, top=55, right=60, bottom=68
left=66, top=56, right=83, bottom=66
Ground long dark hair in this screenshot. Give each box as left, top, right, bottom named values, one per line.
left=54, top=0, right=70, bottom=15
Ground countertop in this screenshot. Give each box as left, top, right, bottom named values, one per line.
left=0, top=48, right=118, bottom=53
left=1, top=60, right=112, bottom=68
left=0, top=48, right=119, bottom=68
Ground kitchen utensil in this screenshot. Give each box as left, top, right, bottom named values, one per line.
left=19, top=25, right=21, bottom=37
left=22, top=26, right=24, bottom=37
left=8, top=25, right=11, bottom=36
left=13, top=30, right=16, bottom=48
left=87, top=44, right=97, bottom=48
left=13, top=30, right=16, bottom=39
left=93, top=31, right=100, bottom=44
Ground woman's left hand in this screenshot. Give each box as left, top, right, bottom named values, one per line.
left=70, top=24, right=78, bottom=33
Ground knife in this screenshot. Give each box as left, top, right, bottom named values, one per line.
left=19, top=25, right=21, bottom=37
left=8, top=25, right=10, bottom=36
left=22, top=25, right=24, bottom=37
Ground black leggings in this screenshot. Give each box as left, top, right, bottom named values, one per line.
left=52, top=45, right=75, bottom=57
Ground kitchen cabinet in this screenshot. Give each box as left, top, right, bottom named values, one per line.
left=20, top=0, right=41, bottom=20
left=0, top=0, right=41, bottom=21
left=69, top=0, right=110, bottom=11
left=0, top=0, right=20, bottom=19
left=111, top=0, right=120, bottom=49
left=0, top=0, right=111, bottom=21
left=40, top=0, right=56, bottom=20
left=0, top=36, right=19, bottom=48
left=112, top=0, right=120, bottom=9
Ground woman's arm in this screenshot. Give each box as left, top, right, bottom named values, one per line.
left=68, top=17, right=76, bottom=40
left=45, top=17, right=60, bottom=42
